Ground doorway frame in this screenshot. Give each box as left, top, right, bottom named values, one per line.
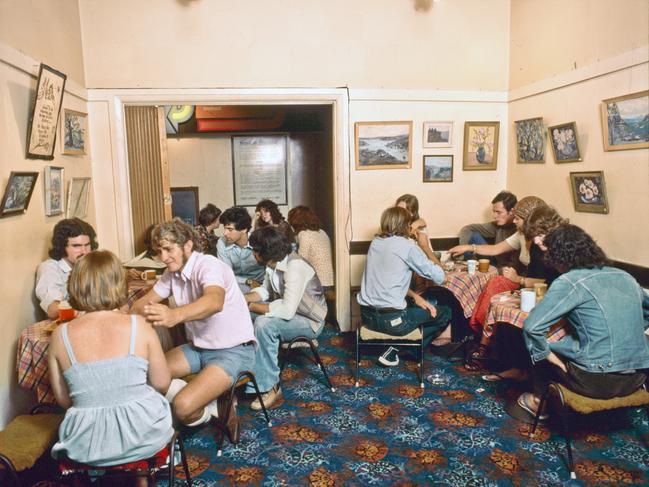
left=87, top=88, right=352, bottom=330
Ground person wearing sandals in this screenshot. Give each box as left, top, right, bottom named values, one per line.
left=517, top=224, right=649, bottom=419
left=357, top=206, right=451, bottom=367
left=449, top=196, right=548, bottom=370
left=48, top=250, right=174, bottom=468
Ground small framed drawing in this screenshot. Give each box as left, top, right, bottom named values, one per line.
left=171, top=187, right=200, bottom=225
left=423, top=155, right=453, bottom=182
left=66, top=177, right=91, bottom=218
left=61, top=109, right=87, bottom=155
left=462, top=121, right=499, bottom=170
left=26, top=64, right=67, bottom=160
left=515, top=117, right=545, bottom=163
left=44, top=166, right=65, bottom=216
left=422, top=121, right=453, bottom=148
left=569, top=171, right=609, bottom=214
left=0, top=171, right=39, bottom=218
left=549, top=122, right=582, bottom=163
left=355, top=121, right=412, bottom=170
left=600, top=90, right=649, bottom=151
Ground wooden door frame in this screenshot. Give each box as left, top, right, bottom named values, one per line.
left=88, top=88, right=352, bottom=330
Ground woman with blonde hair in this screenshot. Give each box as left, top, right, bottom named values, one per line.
left=357, top=206, right=451, bottom=366
left=48, top=250, right=173, bottom=467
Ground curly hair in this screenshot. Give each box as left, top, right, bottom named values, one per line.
left=68, top=250, right=127, bottom=312
left=249, top=226, right=292, bottom=263
left=491, top=191, right=517, bottom=211
left=49, top=218, right=98, bottom=260
left=287, top=205, right=320, bottom=234
left=395, top=194, right=420, bottom=221
left=219, top=206, right=252, bottom=231
left=255, top=199, right=284, bottom=227
left=377, top=206, right=412, bottom=239
left=151, top=218, right=199, bottom=251
left=522, top=205, right=567, bottom=241
left=543, top=224, right=608, bottom=272
left=198, top=203, right=221, bottom=227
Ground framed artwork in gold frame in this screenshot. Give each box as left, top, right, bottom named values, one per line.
left=600, top=90, right=649, bottom=151
left=462, top=121, right=499, bottom=171
left=355, top=121, right=412, bottom=170
left=549, top=121, right=582, bottom=163
left=569, top=171, right=609, bottom=214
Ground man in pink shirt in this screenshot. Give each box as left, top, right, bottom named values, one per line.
left=132, top=218, right=255, bottom=442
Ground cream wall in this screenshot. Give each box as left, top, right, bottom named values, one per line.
left=0, top=47, right=92, bottom=429
left=78, top=0, right=510, bottom=91
left=509, top=0, right=649, bottom=89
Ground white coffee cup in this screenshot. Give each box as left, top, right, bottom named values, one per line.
left=520, top=288, right=536, bottom=312
left=466, top=259, right=477, bottom=275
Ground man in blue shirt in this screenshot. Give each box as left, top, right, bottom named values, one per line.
left=217, top=206, right=266, bottom=292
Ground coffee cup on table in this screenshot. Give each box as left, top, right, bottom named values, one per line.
left=58, top=300, right=76, bottom=321
left=520, top=289, right=536, bottom=312
left=478, top=259, right=490, bottom=273
left=466, top=259, right=477, bottom=275
left=141, top=269, right=157, bottom=280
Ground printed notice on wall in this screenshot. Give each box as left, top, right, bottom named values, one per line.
left=232, top=136, right=288, bottom=206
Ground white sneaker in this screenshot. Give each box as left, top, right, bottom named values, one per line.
left=378, top=346, right=399, bottom=367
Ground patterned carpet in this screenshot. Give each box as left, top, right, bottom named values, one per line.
left=167, top=325, right=649, bottom=486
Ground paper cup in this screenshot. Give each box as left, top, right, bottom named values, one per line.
left=520, top=289, right=536, bottom=312
left=467, top=259, right=477, bottom=275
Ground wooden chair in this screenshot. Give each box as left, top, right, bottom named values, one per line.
left=529, top=382, right=649, bottom=480
left=355, top=324, right=425, bottom=388
left=0, top=406, right=63, bottom=487
left=58, top=430, right=192, bottom=486
left=280, top=337, right=336, bottom=392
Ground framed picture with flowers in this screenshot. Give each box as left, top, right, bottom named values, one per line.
left=462, top=121, right=499, bottom=171
left=569, top=171, right=608, bottom=214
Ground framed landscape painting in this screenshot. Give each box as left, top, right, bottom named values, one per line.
left=66, top=177, right=91, bottom=218
left=61, top=109, right=87, bottom=155
left=422, top=121, right=453, bottom=148
left=515, top=117, right=545, bottom=163
left=549, top=122, right=582, bottom=163
left=355, top=121, right=412, bottom=170
left=44, top=166, right=65, bottom=216
left=600, top=90, right=649, bottom=151
left=0, top=172, right=39, bottom=217
left=423, top=155, right=453, bottom=182
left=462, top=121, right=499, bottom=171
left=569, top=171, right=609, bottom=214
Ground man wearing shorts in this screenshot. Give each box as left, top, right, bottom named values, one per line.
left=132, top=218, right=255, bottom=442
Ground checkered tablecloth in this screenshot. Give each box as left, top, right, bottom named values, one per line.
left=442, top=265, right=498, bottom=318
left=484, top=291, right=567, bottom=343
left=16, top=281, right=155, bottom=404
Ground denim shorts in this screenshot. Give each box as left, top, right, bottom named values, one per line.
left=180, top=342, right=256, bottom=382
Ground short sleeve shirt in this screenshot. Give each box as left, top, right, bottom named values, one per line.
left=35, top=258, right=71, bottom=313
left=505, top=231, right=530, bottom=266
left=153, top=252, right=255, bottom=349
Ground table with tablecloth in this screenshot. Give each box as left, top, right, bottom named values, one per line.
left=440, top=264, right=499, bottom=318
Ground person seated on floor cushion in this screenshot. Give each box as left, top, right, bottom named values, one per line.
left=244, top=226, right=327, bottom=410
left=132, top=218, right=256, bottom=442
left=357, top=206, right=451, bottom=367
left=518, top=224, right=649, bottom=418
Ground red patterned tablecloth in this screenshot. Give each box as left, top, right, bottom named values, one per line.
left=484, top=290, right=567, bottom=343
left=16, top=280, right=155, bottom=404
left=442, top=264, right=498, bottom=318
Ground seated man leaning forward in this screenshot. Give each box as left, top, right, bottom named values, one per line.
left=217, top=206, right=266, bottom=292
left=131, top=218, right=256, bottom=441
left=245, top=226, right=327, bottom=410
left=457, top=190, right=517, bottom=266
left=35, top=218, right=98, bottom=319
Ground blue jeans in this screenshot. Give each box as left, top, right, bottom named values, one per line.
left=464, top=232, right=488, bottom=259
left=249, top=314, right=324, bottom=392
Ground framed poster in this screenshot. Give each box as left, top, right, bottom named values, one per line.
left=462, top=121, right=499, bottom=171
left=61, top=109, right=87, bottom=155
left=171, top=187, right=199, bottom=225
left=232, top=135, right=288, bottom=206
left=44, top=166, right=65, bottom=216
left=66, top=177, right=91, bottom=218
left=0, top=172, right=39, bottom=218
left=26, top=64, right=67, bottom=160
left=355, top=121, right=412, bottom=170
left=600, top=90, right=649, bottom=151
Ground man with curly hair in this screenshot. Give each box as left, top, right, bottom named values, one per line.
left=35, top=218, right=98, bottom=319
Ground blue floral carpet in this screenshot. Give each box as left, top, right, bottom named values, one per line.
left=169, top=325, right=649, bottom=486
